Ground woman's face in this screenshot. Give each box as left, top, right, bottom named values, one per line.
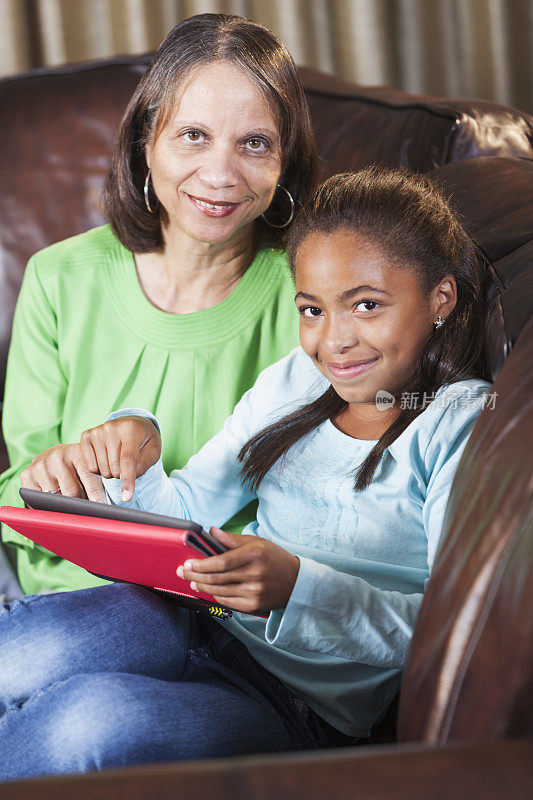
left=294, top=228, right=457, bottom=406
left=145, top=60, right=282, bottom=247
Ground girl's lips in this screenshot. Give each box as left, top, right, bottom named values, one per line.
left=187, top=194, right=241, bottom=218
left=327, top=357, right=379, bottom=381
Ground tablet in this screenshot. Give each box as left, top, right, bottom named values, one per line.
left=1, top=502, right=234, bottom=618
left=19, top=487, right=226, bottom=555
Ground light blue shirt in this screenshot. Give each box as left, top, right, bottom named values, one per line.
left=104, top=347, right=492, bottom=738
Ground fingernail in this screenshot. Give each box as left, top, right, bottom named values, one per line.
left=121, top=490, right=131, bottom=502
left=190, top=581, right=197, bottom=591
left=184, top=561, right=192, bottom=570
left=176, top=566, right=183, bottom=578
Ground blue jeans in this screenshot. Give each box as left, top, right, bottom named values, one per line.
left=0, top=583, right=351, bottom=781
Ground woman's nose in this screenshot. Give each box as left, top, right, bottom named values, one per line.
left=197, top=143, right=239, bottom=189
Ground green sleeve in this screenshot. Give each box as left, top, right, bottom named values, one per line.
left=1, top=255, right=65, bottom=542
left=0, top=256, right=108, bottom=592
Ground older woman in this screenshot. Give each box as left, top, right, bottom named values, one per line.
left=0, top=13, right=318, bottom=594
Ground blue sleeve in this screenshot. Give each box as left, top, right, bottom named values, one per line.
left=102, top=394, right=258, bottom=531
left=102, top=408, right=193, bottom=521
left=264, top=558, right=422, bottom=669
left=421, top=408, right=481, bottom=577
left=263, top=391, right=487, bottom=669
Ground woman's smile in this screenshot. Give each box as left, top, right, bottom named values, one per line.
left=186, top=193, right=245, bottom=218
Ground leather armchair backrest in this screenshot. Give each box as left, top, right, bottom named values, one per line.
left=427, top=156, right=533, bottom=380
left=299, top=66, right=533, bottom=177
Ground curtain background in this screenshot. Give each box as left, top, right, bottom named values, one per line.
left=0, top=0, right=531, bottom=113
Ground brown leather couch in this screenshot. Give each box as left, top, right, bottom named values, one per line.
left=0, top=58, right=532, bottom=797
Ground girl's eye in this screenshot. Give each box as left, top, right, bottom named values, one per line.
left=299, top=306, right=323, bottom=318
left=355, top=300, right=381, bottom=312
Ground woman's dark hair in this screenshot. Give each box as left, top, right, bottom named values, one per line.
left=239, top=166, right=492, bottom=492
left=104, top=13, right=318, bottom=253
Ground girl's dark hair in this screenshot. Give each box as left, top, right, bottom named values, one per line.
left=104, top=13, right=318, bottom=253
left=239, top=166, right=492, bottom=492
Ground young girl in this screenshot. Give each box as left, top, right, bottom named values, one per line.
left=2, top=167, right=492, bottom=780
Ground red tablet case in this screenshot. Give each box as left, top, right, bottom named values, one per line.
left=0, top=506, right=231, bottom=616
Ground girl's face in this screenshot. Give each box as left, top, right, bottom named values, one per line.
left=294, top=228, right=457, bottom=409
left=145, top=60, right=282, bottom=247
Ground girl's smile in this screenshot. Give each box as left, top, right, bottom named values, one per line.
left=325, top=357, right=379, bottom=381
left=294, top=228, right=457, bottom=432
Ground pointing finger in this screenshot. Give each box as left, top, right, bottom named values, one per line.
left=119, top=446, right=140, bottom=502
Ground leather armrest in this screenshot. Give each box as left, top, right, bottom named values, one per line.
left=2, top=739, right=531, bottom=799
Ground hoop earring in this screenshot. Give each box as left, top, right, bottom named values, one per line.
left=433, top=315, right=445, bottom=330
left=144, top=169, right=158, bottom=214
left=261, top=184, right=295, bottom=229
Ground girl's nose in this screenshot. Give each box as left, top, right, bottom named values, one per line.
left=197, top=143, right=239, bottom=190
left=322, top=316, right=359, bottom=353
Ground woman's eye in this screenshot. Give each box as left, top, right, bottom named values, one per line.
left=299, top=306, right=323, bottom=318
left=245, top=137, right=268, bottom=152
left=355, top=300, right=380, bottom=312
left=183, top=130, right=205, bottom=143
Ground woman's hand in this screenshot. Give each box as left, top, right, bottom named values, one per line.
left=178, top=528, right=300, bottom=614
left=21, top=443, right=108, bottom=501
left=20, top=416, right=161, bottom=503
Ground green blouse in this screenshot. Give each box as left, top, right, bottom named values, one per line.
left=0, top=224, right=299, bottom=594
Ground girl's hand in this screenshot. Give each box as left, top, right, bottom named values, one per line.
left=178, top=528, right=300, bottom=614
left=79, top=416, right=161, bottom=502
left=20, top=443, right=108, bottom=502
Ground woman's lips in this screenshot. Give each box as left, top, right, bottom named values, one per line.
left=187, top=194, right=241, bottom=218
left=326, top=357, right=379, bottom=381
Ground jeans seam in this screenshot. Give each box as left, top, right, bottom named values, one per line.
left=0, top=678, right=67, bottom=731
left=0, top=594, right=46, bottom=617
left=184, top=646, right=296, bottom=752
